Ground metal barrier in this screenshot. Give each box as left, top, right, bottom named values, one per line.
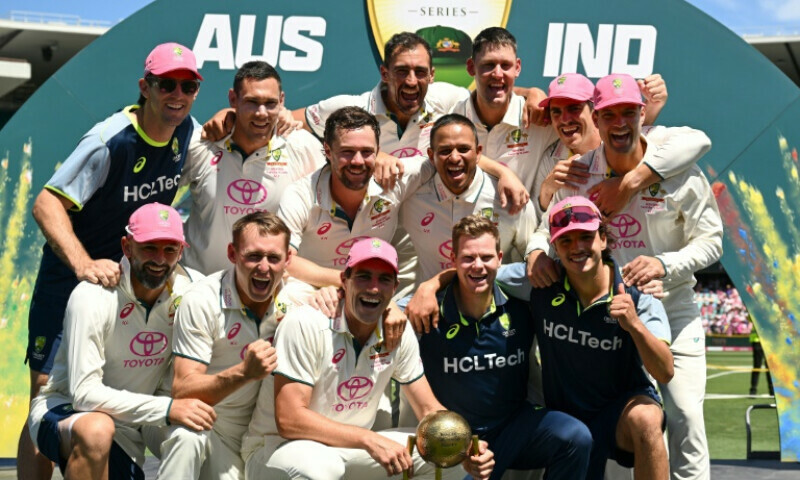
left=746, top=403, right=780, bottom=460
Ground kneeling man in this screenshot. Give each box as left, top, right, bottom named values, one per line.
left=500, top=197, right=674, bottom=479
left=27, top=203, right=212, bottom=480
left=246, top=237, right=494, bottom=479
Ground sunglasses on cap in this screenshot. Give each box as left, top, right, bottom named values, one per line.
left=550, top=205, right=599, bottom=228
left=146, top=75, right=200, bottom=95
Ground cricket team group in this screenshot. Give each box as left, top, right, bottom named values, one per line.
left=17, top=24, right=723, bottom=480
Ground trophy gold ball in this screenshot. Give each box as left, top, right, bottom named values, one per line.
left=414, top=410, right=472, bottom=468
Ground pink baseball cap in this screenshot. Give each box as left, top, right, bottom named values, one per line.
left=126, top=203, right=188, bottom=246
left=144, top=42, right=203, bottom=80
left=593, top=73, right=643, bottom=110
left=538, top=73, right=595, bottom=108
left=345, top=237, right=399, bottom=274
left=549, top=196, right=601, bottom=243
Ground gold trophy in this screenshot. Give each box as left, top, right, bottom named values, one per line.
left=403, top=410, right=479, bottom=480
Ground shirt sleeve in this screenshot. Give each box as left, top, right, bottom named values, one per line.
left=305, top=93, right=365, bottom=138
left=180, top=129, right=212, bottom=188
left=495, top=263, right=533, bottom=301
left=655, top=169, right=723, bottom=285
left=273, top=307, right=323, bottom=386
left=277, top=177, right=313, bottom=251
left=66, top=284, right=171, bottom=425
left=172, top=283, right=218, bottom=365
left=391, top=322, right=425, bottom=384
left=394, top=156, right=435, bottom=200
left=287, top=129, right=326, bottom=174
left=45, top=125, right=113, bottom=210
left=641, top=125, right=712, bottom=180
left=514, top=201, right=540, bottom=257
left=425, top=81, right=471, bottom=113
left=635, top=292, right=672, bottom=344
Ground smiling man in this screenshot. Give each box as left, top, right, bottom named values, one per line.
left=181, top=61, right=324, bottom=275
left=527, top=75, right=722, bottom=480
left=497, top=196, right=674, bottom=480
left=20, top=42, right=202, bottom=479
left=244, top=237, right=494, bottom=479
left=159, top=211, right=292, bottom=480
left=418, top=215, right=591, bottom=480
left=27, top=203, right=210, bottom=480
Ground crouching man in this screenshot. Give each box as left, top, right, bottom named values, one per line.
left=244, top=237, right=494, bottom=479
left=27, top=203, right=213, bottom=480
left=500, top=197, right=674, bottom=479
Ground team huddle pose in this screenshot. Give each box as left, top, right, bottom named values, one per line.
left=18, top=23, right=722, bottom=480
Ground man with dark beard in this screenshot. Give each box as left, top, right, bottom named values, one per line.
left=26, top=203, right=214, bottom=480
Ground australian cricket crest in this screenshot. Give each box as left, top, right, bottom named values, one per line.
left=367, top=0, right=513, bottom=88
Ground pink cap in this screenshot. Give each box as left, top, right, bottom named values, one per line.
left=539, top=73, right=595, bottom=108
left=345, top=238, right=399, bottom=273
left=549, top=196, right=601, bottom=243
left=126, top=203, right=188, bottom=246
left=144, top=42, right=203, bottom=80
left=593, top=74, right=643, bottom=110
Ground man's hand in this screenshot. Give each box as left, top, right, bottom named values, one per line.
left=275, top=107, right=303, bottom=136
left=526, top=250, right=559, bottom=288
left=382, top=305, right=406, bottom=352
left=373, top=152, right=405, bottom=191
left=639, top=74, right=667, bottom=108
left=622, top=255, right=665, bottom=288
left=587, top=177, right=632, bottom=219
left=76, top=258, right=121, bottom=287
left=363, top=432, right=414, bottom=477
left=406, top=283, right=440, bottom=334
left=609, top=284, right=640, bottom=333
left=539, top=154, right=590, bottom=209
left=639, top=279, right=665, bottom=299
left=308, top=286, right=341, bottom=317
left=462, top=439, right=494, bottom=480
left=168, top=398, right=216, bottom=432
left=497, top=170, right=530, bottom=215
left=241, top=339, right=277, bottom=381
left=201, top=108, right=235, bottom=141
left=521, top=87, right=549, bottom=128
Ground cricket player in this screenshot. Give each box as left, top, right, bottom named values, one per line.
left=181, top=61, right=324, bottom=274
left=528, top=74, right=722, bottom=480
left=244, top=237, right=495, bottom=479
left=27, top=203, right=211, bottom=480
left=21, top=42, right=202, bottom=479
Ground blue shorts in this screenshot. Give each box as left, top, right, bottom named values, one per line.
left=584, top=386, right=664, bottom=478
left=481, top=402, right=592, bottom=480
left=25, top=266, right=77, bottom=374
left=37, top=403, right=144, bottom=479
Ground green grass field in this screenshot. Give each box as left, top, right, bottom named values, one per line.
left=705, top=350, right=780, bottom=460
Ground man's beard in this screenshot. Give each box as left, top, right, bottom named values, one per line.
left=132, top=259, right=175, bottom=290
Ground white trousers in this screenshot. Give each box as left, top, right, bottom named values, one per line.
left=146, top=424, right=247, bottom=480
left=659, top=317, right=709, bottom=480
left=245, top=428, right=465, bottom=480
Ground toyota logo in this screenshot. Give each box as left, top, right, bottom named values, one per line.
left=129, top=332, right=168, bottom=357
left=337, top=376, right=373, bottom=401
left=336, top=236, right=369, bottom=256
left=438, top=240, right=453, bottom=259
left=608, top=214, right=642, bottom=238
left=390, top=147, right=422, bottom=158
left=227, top=179, right=267, bottom=205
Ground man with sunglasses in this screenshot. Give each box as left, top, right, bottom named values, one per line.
left=497, top=196, right=674, bottom=480
left=527, top=75, right=723, bottom=480
left=20, top=42, right=202, bottom=479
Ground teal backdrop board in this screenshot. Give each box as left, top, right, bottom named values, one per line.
left=0, top=0, right=798, bottom=461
